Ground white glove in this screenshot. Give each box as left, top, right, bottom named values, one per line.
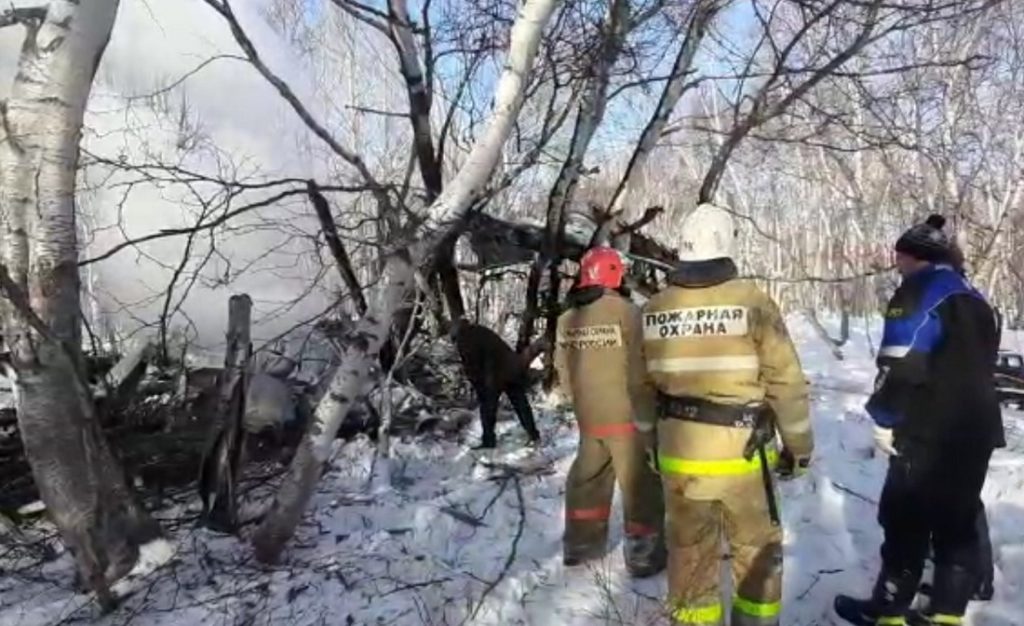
left=873, top=425, right=897, bottom=456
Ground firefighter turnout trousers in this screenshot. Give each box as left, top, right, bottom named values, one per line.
left=660, top=429, right=783, bottom=626
left=563, top=427, right=664, bottom=573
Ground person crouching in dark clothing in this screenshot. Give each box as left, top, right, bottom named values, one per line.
left=449, top=318, right=542, bottom=449
left=835, top=215, right=1003, bottom=625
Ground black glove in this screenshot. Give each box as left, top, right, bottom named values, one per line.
left=776, top=448, right=810, bottom=480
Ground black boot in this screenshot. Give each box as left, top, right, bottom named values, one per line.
left=564, top=544, right=606, bottom=567
left=624, top=533, right=666, bottom=578
left=834, top=596, right=884, bottom=626
left=473, top=433, right=498, bottom=450
left=973, top=579, right=994, bottom=602
left=926, top=564, right=975, bottom=619
left=835, top=568, right=920, bottom=626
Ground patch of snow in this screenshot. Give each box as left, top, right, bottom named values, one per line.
left=15, top=501, right=45, bottom=516
left=2, top=316, right=1024, bottom=624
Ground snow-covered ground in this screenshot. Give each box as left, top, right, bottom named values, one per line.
left=2, top=319, right=1024, bottom=626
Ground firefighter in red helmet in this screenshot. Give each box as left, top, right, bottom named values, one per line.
left=553, top=247, right=666, bottom=576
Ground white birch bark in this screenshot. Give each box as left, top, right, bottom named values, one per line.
left=607, top=0, right=722, bottom=224
left=0, top=0, right=161, bottom=608
left=252, top=0, right=560, bottom=564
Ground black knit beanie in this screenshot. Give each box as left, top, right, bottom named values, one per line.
left=894, top=214, right=952, bottom=263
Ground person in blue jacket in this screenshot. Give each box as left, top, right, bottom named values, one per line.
left=836, top=215, right=1003, bottom=626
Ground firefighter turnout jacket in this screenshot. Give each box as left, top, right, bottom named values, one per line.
left=643, top=261, right=812, bottom=491
left=555, top=287, right=657, bottom=436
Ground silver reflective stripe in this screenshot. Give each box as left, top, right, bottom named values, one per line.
left=648, top=355, right=759, bottom=373
left=879, top=345, right=910, bottom=358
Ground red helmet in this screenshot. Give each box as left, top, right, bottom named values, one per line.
left=578, top=247, right=625, bottom=289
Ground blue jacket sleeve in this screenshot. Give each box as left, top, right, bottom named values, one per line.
left=866, top=277, right=946, bottom=427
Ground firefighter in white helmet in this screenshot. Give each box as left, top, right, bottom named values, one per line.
left=642, top=203, right=813, bottom=626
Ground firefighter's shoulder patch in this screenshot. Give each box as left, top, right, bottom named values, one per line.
left=557, top=324, right=623, bottom=350
left=642, top=306, right=749, bottom=340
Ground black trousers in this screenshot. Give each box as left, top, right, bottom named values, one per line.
left=877, top=441, right=992, bottom=616
left=476, top=382, right=540, bottom=447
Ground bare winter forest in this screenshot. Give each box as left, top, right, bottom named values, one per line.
left=1, top=0, right=1024, bottom=624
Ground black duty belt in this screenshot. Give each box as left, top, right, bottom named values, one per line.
left=657, top=394, right=760, bottom=429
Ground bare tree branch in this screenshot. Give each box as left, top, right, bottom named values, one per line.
left=518, top=0, right=633, bottom=353
left=605, top=0, right=724, bottom=219
left=698, top=0, right=885, bottom=203
left=79, top=182, right=373, bottom=266
left=308, top=180, right=369, bottom=315
left=202, top=0, right=394, bottom=211
left=0, top=6, right=47, bottom=30
left=0, top=263, right=56, bottom=343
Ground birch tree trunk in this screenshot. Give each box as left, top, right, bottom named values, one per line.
left=388, top=0, right=465, bottom=320
left=0, top=0, right=161, bottom=608
left=252, top=0, right=561, bottom=564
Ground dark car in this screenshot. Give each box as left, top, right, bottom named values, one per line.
left=996, top=350, right=1024, bottom=409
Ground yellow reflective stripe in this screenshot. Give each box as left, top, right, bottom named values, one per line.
left=672, top=602, right=723, bottom=624
left=929, top=615, right=962, bottom=625
left=733, top=596, right=781, bottom=618
left=876, top=617, right=906, bottom=625
left=659, top=449, right=779, bottom=476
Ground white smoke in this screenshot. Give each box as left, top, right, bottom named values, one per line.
left=4, top=0, right=406, bottom=353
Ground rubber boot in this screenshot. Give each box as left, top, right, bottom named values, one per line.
left=563, top=543, right=606, bottom=567
left=834, top=596, right=885, bottom=626
left=473, top=434, right=498, bottom=450
left=973, top=578, right=994, bottom=602
left=835, top=567, right=920, bottom=626
left=624, top=533, right=666, bottom=578
left=921, top=564, right=974, bottom=623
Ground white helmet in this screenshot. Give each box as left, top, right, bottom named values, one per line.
left=678, top=203, right=737, bottom=262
